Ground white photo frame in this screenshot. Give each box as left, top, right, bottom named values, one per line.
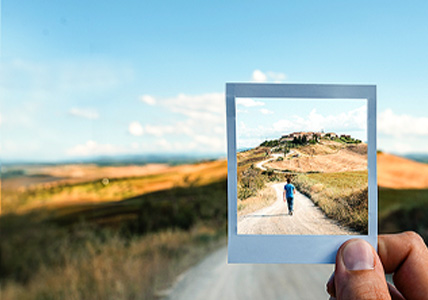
left=226, top=83, right=377, bottom=264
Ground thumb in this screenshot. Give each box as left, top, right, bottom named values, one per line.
left=333, top=239, right=390, bottom=300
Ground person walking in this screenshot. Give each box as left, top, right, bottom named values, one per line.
left=283, top=178, right=296, bottom=215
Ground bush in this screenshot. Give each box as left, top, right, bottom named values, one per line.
left=260, top=139, right=279, bottom=147
left=238, top=167, right=265, bottom=200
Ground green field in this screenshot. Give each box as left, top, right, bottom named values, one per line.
left=379, top=188, right=428, bottom=239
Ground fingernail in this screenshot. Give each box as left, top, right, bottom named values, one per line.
left=342, top=239, right=375, bottom=271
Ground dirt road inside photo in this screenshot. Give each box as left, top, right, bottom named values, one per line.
left=238, top=182, right=356, bottom=235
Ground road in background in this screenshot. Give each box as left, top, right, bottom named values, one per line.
left=166, top=246, right=334, bottom=300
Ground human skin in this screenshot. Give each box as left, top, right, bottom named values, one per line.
left=326, top=232, right=428, bottom=300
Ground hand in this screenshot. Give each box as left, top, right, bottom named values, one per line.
left=326, top=232, right=428, bottom=300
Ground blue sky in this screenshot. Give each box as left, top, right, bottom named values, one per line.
left=237, top=98, right=367, bottom=149
left=1, top=1, right=428, bottom=161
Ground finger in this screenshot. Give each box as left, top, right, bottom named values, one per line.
left=334, top=239, right=390, bottom=300
left=326, top=272, right=336, bottom=298
left=328, top=274, right=406, bottom=300
left=378, top=232, right=428, bottom=300
left=387, top=282, right=406, bottom=300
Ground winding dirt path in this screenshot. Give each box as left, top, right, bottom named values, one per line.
left=238, top=182, right=356, bottom=235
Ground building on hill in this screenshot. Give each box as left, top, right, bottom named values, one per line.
left=280, top=136, right=294, bottom=142
left=281, top=131, right=330, bottom=143
left=325, top=132, right=338, bottom=139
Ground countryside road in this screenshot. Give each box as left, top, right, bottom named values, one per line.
left=247, top=152, right=355, bottom=235
left=165, top=153, right=355, bottom=299
left=238, top=182, right=357, bottom=235
left=165, top=246, right=334, bottom=300
left=255, top=153, right=288, bottom=172
left=238, top=182, right=356, bottom=235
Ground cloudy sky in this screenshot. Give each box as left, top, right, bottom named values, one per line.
left=237, top=98, right=367, bottom=149
left=1, top=1, right=428, bottom=161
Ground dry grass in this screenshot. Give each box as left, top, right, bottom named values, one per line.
left=0, top=224, right=225, bottom=300
left=266, top=147, right=367, bottom=173
left=296, top=141, right=342, bottom=156
left=378, top=153, right=428, bottom=188
left=237, top=147, right=270, bottom=169
left=237, top=183, right=277, bottom=216
left=1, top=160, right=227, bottom=214
left=294, top=171, right=368, bottom=233
left=1, top=159, right=228, bottom=299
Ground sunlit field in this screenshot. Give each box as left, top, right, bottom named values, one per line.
left=1, top=154, right=428, bottom=299
left=0, top=160, right=227, bottom=300
left=294, top=171, right=368, bottom=233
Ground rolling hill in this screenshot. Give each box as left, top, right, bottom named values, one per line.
left=378, top=152, right=428, bottom=188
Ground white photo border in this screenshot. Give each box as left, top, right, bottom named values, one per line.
left=226, top=83, right=377, bottom=264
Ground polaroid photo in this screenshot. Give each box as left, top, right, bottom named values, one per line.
left=226, top=83, right=377, bottom=264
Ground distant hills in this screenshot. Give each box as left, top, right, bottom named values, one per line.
left=1, top=153, right=226, bottom=167
left=404, top=153, right=428, bottom=164
left=378, top=153, right=428, bottom=189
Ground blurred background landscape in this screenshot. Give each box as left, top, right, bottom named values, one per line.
left=1, top=1, right=428, bottom=299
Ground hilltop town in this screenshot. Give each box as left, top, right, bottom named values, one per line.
left=280, top=131, right=355, bottom=142
left=260, top=131, right=362, bottom=149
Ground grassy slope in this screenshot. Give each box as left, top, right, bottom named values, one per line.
left=2, top=154, right=428, bottom=299
left=1, top=160, right=227, bottom=214
left=0, top=161, right=228, bottom=300
left=379, top=188, right=428, bottom=240
left=237, top=147, right=286, bottom=213
left=294, top=171, right=368, bottom=233
left=378, top=153, right=428, bottom=188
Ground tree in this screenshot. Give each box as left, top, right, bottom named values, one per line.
left=302, top=135, right=307, bottom=144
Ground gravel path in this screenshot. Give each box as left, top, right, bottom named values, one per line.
left=238, top=182, right=356, bottom=235
left=164, top=246, right=334, bottom=300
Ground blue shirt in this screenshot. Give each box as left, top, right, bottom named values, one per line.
left=284, top=183, right=295, bottom=198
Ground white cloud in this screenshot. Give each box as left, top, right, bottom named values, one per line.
left=378, top=109, right=428, bottom=137
left=271, top=106, right=366, bottom=134
left=239, top=105, right=368, bottom=146
left=156, top=138, right=171, bottom=149
left=260, top=108, right=274, bottom=115
left=145, top=124, right=176, bottom=137
left=236, top=98, right=265, bottom=107
left=164, top=92, right=225, bottom=117
left=66, top=140, right=127, bottom=157
left=267, top=71, right=287, bottom=82
left=128, top=121, right=144, bottom=136
left=130, top=92, right=227, bottom=153
left=190, top=135, right=225, bottom=152
left=252, top=69, right=267, bottom=82
left=69, top=108, right=99, bottom=120
left=140, top=95, right=156, bottom=105
left=251, top=69, right=287, bottom=83
left=156, top=92, right=225, bottom=135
